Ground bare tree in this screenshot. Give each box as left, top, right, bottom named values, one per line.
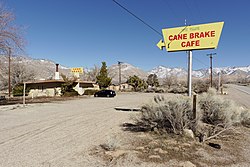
left=11, top=62, right=35, bottom=86
left=0, top=59, right=35, bottom=89
left=164, top=75, right=178, bottom=88
left=85, top=65, right=99, bottom=82
left=0, top=3, right=25, bottom=53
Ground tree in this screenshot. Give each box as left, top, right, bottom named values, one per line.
left=147, top=74, right=159, bottom=87
left=84, top=65, right=99, bottom=82
left=96, top=62, right=112, bottom=89
left=61, top=74, right=78, bottom=96
left=164, top=75, right=178, bottom=88
left=0, top=3, right=25, bottom=53
left=0, top=58, right=35, bottom=91
left=11, top=62, right=35, bottom=86
left=127, top=75, right=147, bottom=91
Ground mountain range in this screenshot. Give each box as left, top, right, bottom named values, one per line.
left=0, top=55, right=249, bottom=85
left=150, top=65, right=250, bottom=79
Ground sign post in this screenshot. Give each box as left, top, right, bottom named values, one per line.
left=157, top=22, right=224, bottom=96
left=188, top=51, right=192, bottom=97
left=23, top=82, right=26, bottom=106
left=71, top=67, right=84, bottom=93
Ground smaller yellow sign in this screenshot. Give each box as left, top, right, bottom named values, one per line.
left=158, top=22, right=224, bottom=52
left=71, top=67, right=83, bottom=74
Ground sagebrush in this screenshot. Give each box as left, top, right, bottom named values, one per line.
left=136, top=90, right=250, bottom=141
left=139, top=95, right=196, bottom=135
left=199, top=88, right=250, bottom=128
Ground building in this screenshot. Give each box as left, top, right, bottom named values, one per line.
left=23, top=64, right=99, bottom=98
left=108, top=83, right=133, bottom=92
left=25, top=80, right=98, bottom=98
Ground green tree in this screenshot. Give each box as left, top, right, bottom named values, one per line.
left=147, top=74, right=159, bottom=87
left=96, top=62, right=112, bottom=89
left=127, top=75, right=147, bottom=91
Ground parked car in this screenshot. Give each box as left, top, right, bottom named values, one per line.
left=94, top=90, right=116, bottom=97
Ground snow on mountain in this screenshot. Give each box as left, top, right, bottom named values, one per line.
left=150, top=66, right=187, bottom=78
left=150, top=65, right=250, bottom=79
left=1, top=55, right=249, bottom=85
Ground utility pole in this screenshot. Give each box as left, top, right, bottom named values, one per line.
left=118, top=61, right=123, bottom=90
left=207, top=53, right=216, bottom=87
left=8, top=47, right=11, bottom=97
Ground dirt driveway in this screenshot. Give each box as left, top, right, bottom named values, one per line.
left=0, top=93, right=157, bottom=167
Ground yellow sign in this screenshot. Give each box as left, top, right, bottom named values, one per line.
left=71, top=67, right=83, bottom=74
left=157, top=22, right=224, bottom=52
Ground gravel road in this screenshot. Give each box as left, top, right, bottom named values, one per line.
left=0, top=93, right=157, bottom=167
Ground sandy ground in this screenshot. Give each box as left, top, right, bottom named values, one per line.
left=0, top=88, right=249, bottom=167
left=0, top=93, right=158, bottom=167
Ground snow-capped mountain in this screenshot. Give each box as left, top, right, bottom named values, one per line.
left=1, top=55, right=249, bottom=87
left=149, top=65, right=250, bottom=78
left=150, top=66, right=187, bottom=78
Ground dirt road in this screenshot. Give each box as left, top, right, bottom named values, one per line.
left=0, top=93, right=157, bottom=167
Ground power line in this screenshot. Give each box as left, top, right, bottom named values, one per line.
left=112, top=0, right=162, bottom=37
left=113, top=0, right=209, bottom=70
left=192, top=0, right=203, bottom=21
left=160, top=0, right=182, bottom=21
left=193, top=56, right=209, bottom=68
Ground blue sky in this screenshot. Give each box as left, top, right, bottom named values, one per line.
left=6, top=0, right=250, bottom=71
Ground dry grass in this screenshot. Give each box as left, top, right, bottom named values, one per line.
left=100, top=136, right=121, bottom=151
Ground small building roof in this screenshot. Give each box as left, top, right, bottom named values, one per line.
left=23, top=80, right=96, bottom=85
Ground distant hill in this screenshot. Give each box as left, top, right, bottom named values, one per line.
left=108, top=63, right=147, bottom=84
left=0, top=55, right=70, bottom=81
left=0, top=55, right=249, bottom=88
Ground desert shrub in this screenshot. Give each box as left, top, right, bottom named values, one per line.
left=63, top=91, right=78, bottom=97
left=145, top=87, right=156, bottom=93
left=133, top=90, right=250, bottom=143
left=12, top=85, right=30, bottom=96
left=240, top=110, right=250, bottom=128
left=192, top=79, right=209, bottom=94
left=100, top=136, right=120, bottom=151
left=198, top=88, right=250, bottom=127
left=83, top=89, right=98, bottom=95
left=138, top=95, right=195, bottom=135
left=168, top=85, right=187, bottom=94
left=145, top=88, right=165, bottom=93
left=155, top=88, right=165, bottom=93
